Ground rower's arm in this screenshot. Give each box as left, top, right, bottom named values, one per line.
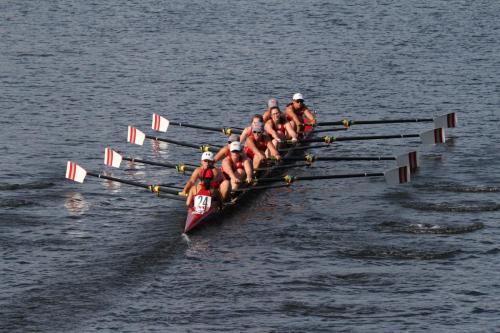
left=303, top=109, right=316, bottom=124
left=284, top=122, right=298, bottom=140
left=239, top=127, right=250, bottom=144
left=264, top=120, right=280, bottom=141
left=182, top=168, right=199, bottom=194
left=243, top=159, right=253, bottom=182
left=286, top=107, right=302, bottom=127
left=222, top=158, right=238, bottom=180
left=214, top=146, right=228, bottom=163
left=267, top=140, right=281, bottom=159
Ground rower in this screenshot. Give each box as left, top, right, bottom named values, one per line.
left=263, top=100, right=298, bottom=147
left=240, top=114, right=264, bottom=145
left=221, top=141, right=253, bottom=197
left=263, top=98, right=279, bottom=123
left=243, top=123, right=281, bottom=169
left=214, top=133, right=241, bottom=163
left=285, top=93, right=316, bottom=135
left=182, top=151, right=226, bottom=207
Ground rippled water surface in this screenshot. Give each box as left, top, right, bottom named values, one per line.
left=1, top=1, right=499, bottom=332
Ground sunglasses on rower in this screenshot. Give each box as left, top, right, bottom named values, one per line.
left=294, top=99, right=304, bottom=104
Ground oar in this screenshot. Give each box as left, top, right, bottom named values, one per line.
left=296, top=128, right=446, bottom=145
left=232, top=183, right=292, bottom=192
left=65, top=161, right=186, bottom=200
left=104, top=148, right=195, bottom=174
left=127, top=126, right=221, bottom=152
left=255, top=166, right=410, bottom=186
left=311, top=127, right=349, bottom=134
left=285, top=151, right=419, bottom=172
left=151, top=113, right=243, bottom=135
left=255, top=162, right=312, bottom=172
left=316, top=112, right=457, bottom=128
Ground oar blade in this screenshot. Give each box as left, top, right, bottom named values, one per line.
left=65, top=161, right=87, bottom=183
left=152, top=113, right=169, bottom=132
left=384, top=166, right=410, bottom=185
left=104, top=148, right=123, bottom=168
left=127, top=126, right=146, bottom=146
left=433, top=112, right=457, bottom=128
left=396, top=151, right=419, bottom=172
left=420, top=128, right=446, bottom=145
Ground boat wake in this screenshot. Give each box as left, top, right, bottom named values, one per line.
left=400, top=200, right=500, bottom=212
left=414, top=182, right=500, bottom=193
left=181, top=233, right=191, bottom=244
left=338, top=246, right=461, bottom=260
left=376, top=221, right=484, bottom=234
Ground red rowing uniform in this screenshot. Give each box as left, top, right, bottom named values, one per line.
left=244, top=133, right=271, bottom=159
left=223, top=155, right=245, bottom=180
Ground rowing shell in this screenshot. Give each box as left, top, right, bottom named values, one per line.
left=183, top=125, right=314, bottom=233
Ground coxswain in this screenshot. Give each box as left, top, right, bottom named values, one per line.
left=239, top=114, right=264, bottom=145
left=263, top=100, right=298, bottom=147
left=214, top=133, right=241, bottom=163
left=285, top=93, right=316, bottom=135
left=244, top=123, right=281, bottom=169
left=221, top=141, right=253, bottom=197
left=182, top=151, right=227, bottom=207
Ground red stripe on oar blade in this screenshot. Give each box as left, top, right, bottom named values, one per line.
left=155, top=114, right=160, bottom=131
left=434, top=128, right=443, bottom=143
left=399, top=166, right=408, bottom=183
left=409, top=151, right=417, bottom=172
left=70, top=161, right=76, bottom=180
left=447, top=113, right=456, bottom=128
left=105, top=148, right=112, bottom=166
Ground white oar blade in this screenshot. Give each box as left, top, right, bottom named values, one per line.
left=384, top=166, right=410, bottom=185
left=420, top=128, right=446, bottom=145
left=152, top=113, right=169, bottom=132
left=433, top=112, right=457, bottom=128
left=127, top=126, right=145, bottom=146
left=104, top=148, right=122, bottom=168
left=396, top=151, right=419, bottom=173
left=65, top=161, right=87, bottom=183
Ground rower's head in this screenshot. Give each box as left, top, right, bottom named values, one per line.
left=267, top=98, right=279, bottom=111
left=229, top=141, right=242, bottom=156
left=227, top=134, right=240, bottom=145
left=251, top=114, right=264, bottom=126
left=201, top=151, right=214, bottom=167
left=270, top=107, right=281, bottom=120
left=252, top=123, right=264, bottom=137
left=292, top=93, right=304, bottom=106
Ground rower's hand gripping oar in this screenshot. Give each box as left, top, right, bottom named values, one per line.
left=127, top=126, right=219, bottom=152
left=152, top=113, right=243, bottom=135
left=65, top=161, right=187, bottom=199
left=255, top=166, right=411, bottom=186
left=104, top=148, right=195, bottom=174
left=314, top=112, right=458, bottom=129
left=295, top=128, right=447, bottom=145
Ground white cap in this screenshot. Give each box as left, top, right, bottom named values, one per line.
left=229, top=141, right=241, bottom=152
left=268, top=98, right=279, bottom=109
left=201, top=151, right=214, bottom=161
left=292, top=93, right=304, bottom=101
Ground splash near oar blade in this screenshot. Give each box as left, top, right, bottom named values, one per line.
left=104, top=148, right=123, bottom=168
left=384, top=166, right=410, bottom=185
left=433, top=112, right=457, bottom=128
left=395, top=151, right=419, bottom=172
left=420, top=128, right=446, bottom=145
left=152, top=113, right=169, bottom=132
left=65, top=161, right=87, bottom=183
left=127, top=126, right=146, bottom=146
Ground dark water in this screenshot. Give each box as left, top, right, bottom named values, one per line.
left=1, top=0, right=499, bottom=332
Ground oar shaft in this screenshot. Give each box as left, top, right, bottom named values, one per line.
left=301, top=133, right=420, bottom=143
left=122, top=156, right=195, bottom=172
left=145, top=135, right=221, bottom=151
left=294, top=173, right=384, bottom=181
left=168, top=121, right=243, bottom=134
left=86, top=172, right=181, bottom=195
left=317, top=118, right=433, bottom=126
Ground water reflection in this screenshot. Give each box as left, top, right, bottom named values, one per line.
left=64, top=192, right=90, bottom=215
